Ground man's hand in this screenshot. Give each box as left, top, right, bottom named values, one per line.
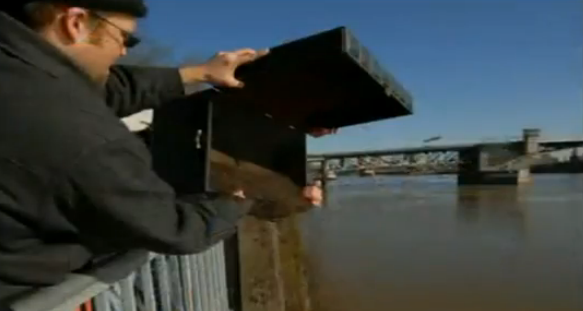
left=233, top=184, right=323, bottom=207
left=302, top=184, right=323, bottom=206
left=179, top=48, right=269, bottom=87
left=232, top=189, right=246, bottom=199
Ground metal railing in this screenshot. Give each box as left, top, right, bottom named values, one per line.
left=10, top=242, right=231, bottom=311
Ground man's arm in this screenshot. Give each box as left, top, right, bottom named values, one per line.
left=105, top=65, right=187, bottom=118
left=105, top=49, right=269, bottom=117
left=62, top=136, right=251, bottom=254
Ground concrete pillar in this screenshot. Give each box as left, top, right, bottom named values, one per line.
left=518, top=128, right=540, bottom=183
left=238, top=216, right=312, bottom=311
left=458, top=128, right=541, bottom=186
left=458, top=146, right=494, bottom=185
left=523, top=128, right=541, bottom=155
left=319, top=159, right=328, bottom=187
left=238, top=218, right=285, bottom=311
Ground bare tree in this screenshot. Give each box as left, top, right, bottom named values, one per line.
left=118, top=37, right=205, bottom=67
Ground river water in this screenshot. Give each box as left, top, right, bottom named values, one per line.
left=300, top=174, right=583, bottom=311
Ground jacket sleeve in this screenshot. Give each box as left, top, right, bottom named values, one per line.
left=105, top=65, right=186, bottom=118
left=63, top=136, right=251, bottom=255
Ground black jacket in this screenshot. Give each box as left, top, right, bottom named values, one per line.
left=0, top=12, right=251, bottom=303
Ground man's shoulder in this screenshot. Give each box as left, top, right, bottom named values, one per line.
left=1, top=53, right=91, bottom=102
left=0, top=58, right=139, bottom=173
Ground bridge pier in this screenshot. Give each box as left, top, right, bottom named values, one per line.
left=458, top=128, right=540, bottom=185
left=517, top=128, right=541, bottom=183
left=319, top=159, right=329, bottom=187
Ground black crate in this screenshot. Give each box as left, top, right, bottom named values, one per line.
left=149, top=90, right=308, bottom=311
left=150, top=89, right=307, bottom=196
left=149, top=26, right=415, bottom=203
left=213, top=26, right=413, bottom=131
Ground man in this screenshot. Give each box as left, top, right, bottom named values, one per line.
left=0, top=0, right=332, bottom=304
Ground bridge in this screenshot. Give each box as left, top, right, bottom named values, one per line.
left=308, top=138, right=583, bottom=161
left=307, top=129, right=583, bottom=185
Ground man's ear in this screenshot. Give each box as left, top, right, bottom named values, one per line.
left=59, top=7, right=93, bottom=44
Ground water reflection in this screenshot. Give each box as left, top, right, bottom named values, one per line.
left=456, top=186, right=527, bottom=239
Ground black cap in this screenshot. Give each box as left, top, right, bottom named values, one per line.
left=1, top=0, right=148, bottom=18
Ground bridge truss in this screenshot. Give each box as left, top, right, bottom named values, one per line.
left=309, top=144, right=581, bottom=175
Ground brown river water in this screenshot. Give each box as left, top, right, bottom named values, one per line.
left=300, top=174, right=583, bottom=311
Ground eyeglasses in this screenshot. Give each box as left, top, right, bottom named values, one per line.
left=89, top=12, right=141, bottom=48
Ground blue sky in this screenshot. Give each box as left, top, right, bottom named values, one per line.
left=141, top=1, right=582, bottom=153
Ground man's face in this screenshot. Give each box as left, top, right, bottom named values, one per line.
left=58, top=8, right=138, bottom=84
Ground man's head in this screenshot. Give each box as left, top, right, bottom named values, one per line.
left=2, top=0, right=147, bottom=84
